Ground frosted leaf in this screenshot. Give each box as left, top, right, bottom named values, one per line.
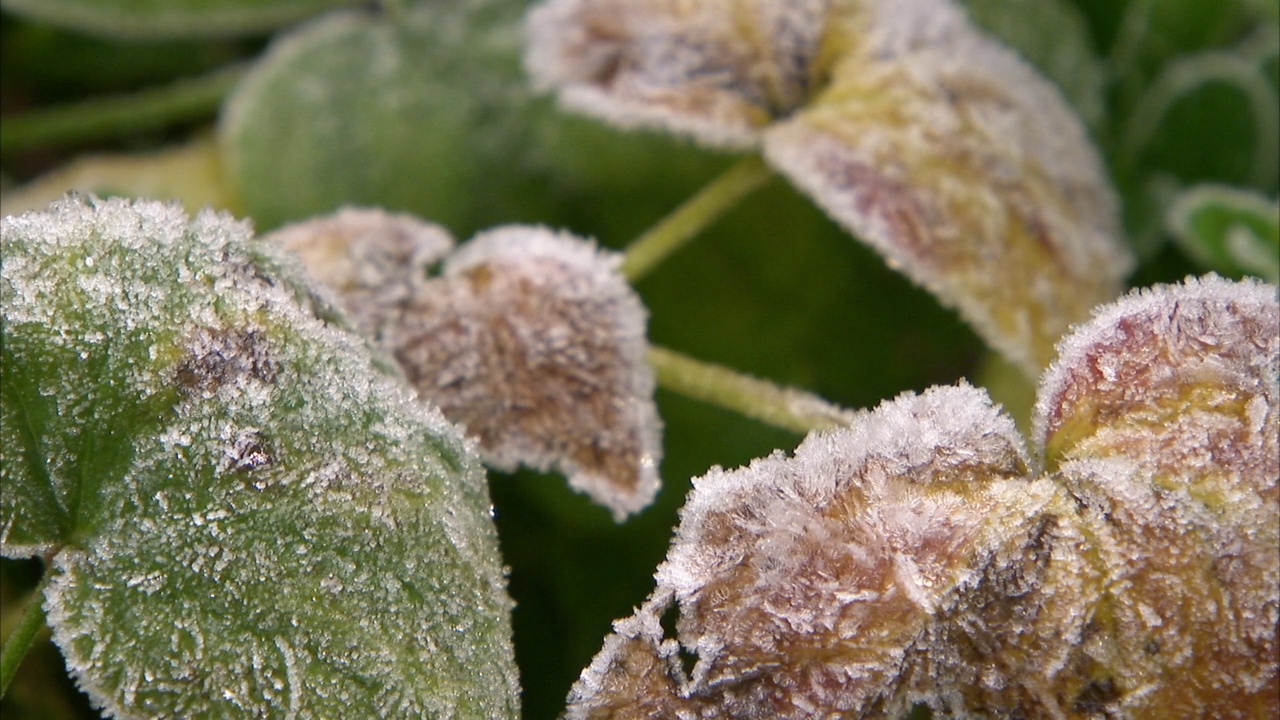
left=526, top=0, right=1132, bottom=375
left=394, top=226, right=662, bottom=521
left=566, top=384, right=1055, bottom=718
left=1, top=195, right=519, bottom=719
left=761, top=0, right=1129, bottom=375
left=264, top=207, right=454, bottom=343
left=525, top=0, right=835, bottom=149
left=568, top=277, right=1278, bottom=717
left=923, top=275, right=1280, bottom=715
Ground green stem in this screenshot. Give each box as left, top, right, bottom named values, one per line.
left=0, top=572, right=51, bottom=699
left=621, top=155, right=772, bottom=281
left=648, top=345, right=855, bottom=435
left=0, top=62, right=250, bottom=155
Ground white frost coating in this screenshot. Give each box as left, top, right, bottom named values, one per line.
left=661, top=383, right=1031, bottom=599
left=1033, top=274, right=1280, bottom=454
left=3, top=195, right=519, bottom=719
left=397, top=225, right=663, bottom=521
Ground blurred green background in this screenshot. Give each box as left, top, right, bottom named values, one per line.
left=2, top=0, right=1276, bottom=717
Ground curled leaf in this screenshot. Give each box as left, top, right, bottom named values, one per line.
left=566, top=384, right=1054, bottom=718
left=526, top=0, right=833, bottom=149
left=395, top=226, right=662, bottom=521
left=1, top=195, right=519, bottom=718
left=526, top=0, right=1132, bottom=375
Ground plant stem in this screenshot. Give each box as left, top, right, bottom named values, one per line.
left=0, top=572, right=51, bottom=700
left=648, top=345, right=856, bottom=435
left=0, top=63, right=250, bottom=156
left=621, top=155, right=772, bottom=281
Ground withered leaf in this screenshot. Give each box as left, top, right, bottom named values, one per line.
left=274, top=214, right=663, bottom=520
left=567, top=384, right=1055, bottom=718
left=526, top=0, right=1132, bottom=375
left=395, top=226, right=662, bottom=521
left=568, top=277, right=1279, bottom=717
left=1018, top=275, right=1279, bottom=716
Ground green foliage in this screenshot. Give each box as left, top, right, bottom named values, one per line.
left=1, top=196, right=518, bottom=719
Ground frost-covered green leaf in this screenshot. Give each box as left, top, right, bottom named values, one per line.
left=1167, top=184, right=1280, bottom=282
left=220, top=0, right=542, bottom=234
left=0, top=195, right=519, bottom=719
left=0, top=0, right=359, bottom=39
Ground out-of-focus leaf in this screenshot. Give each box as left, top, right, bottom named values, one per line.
left=1167, top=184, right=1280, bottom=282
left=0, top=0, right=360, bottom=39
left=1, top=195, right=519, bottom=719
left=0, top=137, right=237, bottom=218
left=220, top=1, right=546, bottom=235
left=962, top=0, right=1107, bottom=128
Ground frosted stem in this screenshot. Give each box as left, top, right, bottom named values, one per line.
left=0, top=63, right=248, bottom=155
left=0, top=573, right=50, bottom=699
left=648, top=345, right=856, bottom=434
left=621, top=156, right=772, bottom=281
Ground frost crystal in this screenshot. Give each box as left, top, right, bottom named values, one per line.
left=1, top=195, right=519, bottom=719
left=526, top=0, right=1131, bottom=375
left=395, top=226, right=662, bottom=521
left=567, top=277, right=1279, bottom=718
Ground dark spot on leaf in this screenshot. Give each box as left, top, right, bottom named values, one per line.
left=176, top=326, right=277, bottom=394
left=1072, top=677, right=1120, bottom=713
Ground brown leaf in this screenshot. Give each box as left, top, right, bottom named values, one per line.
left=566, top=384, right=1053, bottom=717
left=395, top=226, right=662, bottom=520
left=1020, top=275, right=1278, bottom=716
left=568, top=277, right=1279, bottom=716
left=907, top=277, right=1279, bottom=716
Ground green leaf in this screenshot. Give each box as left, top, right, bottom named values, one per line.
left=220, top=1, right=544, bottom=235
left=0, top=0, right=361, bottom=39
left=1167, top=184, right=1280, bottom=282
left=1, top=195, right=518, bottom=719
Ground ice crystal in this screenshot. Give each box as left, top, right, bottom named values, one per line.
left=566, top=276, right=1279, bottom=718
left=274, top=214, right=662, bottom=521
left=1, top=195, right=519, bottom=719
left=526, top=0, right=1131, bottom=375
